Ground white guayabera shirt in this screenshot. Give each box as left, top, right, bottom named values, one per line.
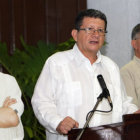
left=0, top=72, right=24, bottom=140
left=32, top=44, right=138, bottom=140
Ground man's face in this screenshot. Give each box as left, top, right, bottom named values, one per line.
left=72, top=17, right=106, bottom=57
left=132, top=34, right=140, bottom=58
left=135, top=38, right=140, bottom=57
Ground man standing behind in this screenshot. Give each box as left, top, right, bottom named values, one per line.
left=0, top=72, right=24, bottom=140
left=121, top=24, right=140, bottom=108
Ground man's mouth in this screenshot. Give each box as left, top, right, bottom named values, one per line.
left=89, top=40, right=99, bottom=44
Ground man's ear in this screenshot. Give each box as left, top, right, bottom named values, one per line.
left=71, top=29, right=78, bottom=42
left=131, top=40, right=137, bottom=50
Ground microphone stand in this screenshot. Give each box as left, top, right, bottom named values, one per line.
left=76, top=93, right=105, bottom=140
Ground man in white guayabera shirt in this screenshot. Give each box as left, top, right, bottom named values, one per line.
left=31, top=9, right=140, bottom=140
left=0, top=72, right=24, bottom=140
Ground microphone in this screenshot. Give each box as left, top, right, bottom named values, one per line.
left=97, top=75, right=113, bottom=109
left=75, top=75, right=113, bottom=140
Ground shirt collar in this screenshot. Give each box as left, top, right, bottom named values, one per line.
left=72, top=43, right=102, bottom=65
left=134, top=55, right=140, bottom=64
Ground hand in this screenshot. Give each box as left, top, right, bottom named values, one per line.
left=134, top=109, right=140, bottom=114
left=2, top=96, right=17, bottom=107
left=56, top=116, right=79, bottom=134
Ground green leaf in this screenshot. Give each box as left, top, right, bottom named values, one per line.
left=24, top=126, right=34, bottom=138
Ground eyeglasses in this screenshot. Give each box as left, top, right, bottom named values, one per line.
left=78, top=27, right=107, bottom=36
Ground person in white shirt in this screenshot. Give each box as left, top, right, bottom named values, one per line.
left=121, top=24, right=140, bottom=108
left=0, top=72, right=24, bottom=140
left=31, top=9, right=140, bottom=140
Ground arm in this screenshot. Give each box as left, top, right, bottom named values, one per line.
left=0, top=74, right=24, bottom=128
left=32, top=59, right=79, bottom=134
left=120, top=69, right=138, bottom=106
left=31, top=60, right=64, bottom=133
left=0, top=97, right=19, bottom=128
left=120, top=77, right=138, bottom=114
left=6, top=77, right=24, bottom=118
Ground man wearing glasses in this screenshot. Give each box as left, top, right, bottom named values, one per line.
left=121, top=24, right=140, bottom=108
left=32, top=9, right=140, bottom=140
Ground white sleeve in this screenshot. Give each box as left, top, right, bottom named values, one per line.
left=31, top=59, right=64, bottom=133
left=121, top=78, right=138, bottom=114
left=6, top=76, right=24, bottom=118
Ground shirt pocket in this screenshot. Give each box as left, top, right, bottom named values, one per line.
left=59, top=81, right=82, bottom=108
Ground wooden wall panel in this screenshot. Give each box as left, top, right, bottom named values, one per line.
left=46, top=0, right=87, bottom=44
left=13, top=0, right=25, bottom=49
left=46, top=0, right=57, bottom=43
left=0, top=0, right=87, bottom=49
left=0, top=0, right=14, bottom=52
left=24, top=0, right=47, bottom=45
